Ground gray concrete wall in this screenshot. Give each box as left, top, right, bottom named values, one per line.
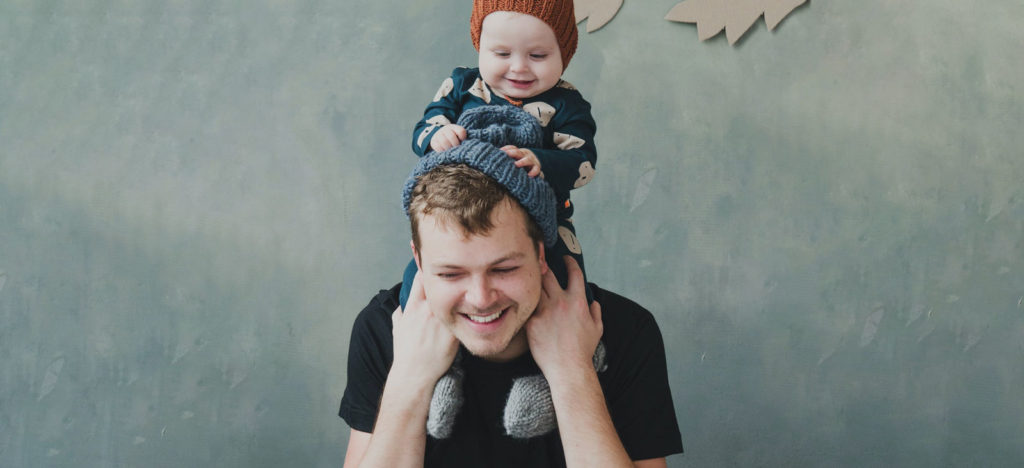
left=1, top=1, right=1022, bottom=466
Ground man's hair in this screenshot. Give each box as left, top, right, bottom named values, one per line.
left=409, top=164, right=544, bottom=252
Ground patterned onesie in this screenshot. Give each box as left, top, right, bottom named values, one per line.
left=401, top=66, right=598, bottom=307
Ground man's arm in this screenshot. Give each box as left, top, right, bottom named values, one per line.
left=349, top=275, right=459, bottom=468
left=342, top=429, right=371, bottom=468
left=527, top=257, right=637, bottom=468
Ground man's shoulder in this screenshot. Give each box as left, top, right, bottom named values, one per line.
left=590, top=283, right=657, bottom=329
left=589, top=283, right=664, bottom=355
left=351, top=284, right=400, bottom=339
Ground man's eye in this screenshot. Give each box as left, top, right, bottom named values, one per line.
left=493, top=267, right=519, bottom=274
left=438, top=272, right=462, bottom=279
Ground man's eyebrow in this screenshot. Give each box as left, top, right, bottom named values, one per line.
left=489, top=253, right=526, bottom=266
left=432, top=253, right=526, bottom=270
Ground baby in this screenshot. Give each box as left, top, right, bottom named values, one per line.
left=400, top=0, right=604, bottom=441
left=403, top=0, right=597, bottom=309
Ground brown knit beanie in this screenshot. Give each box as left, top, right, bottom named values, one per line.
left=471, top=0, right=578, bottom=71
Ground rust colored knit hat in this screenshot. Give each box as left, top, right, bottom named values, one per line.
left=471, top=0, right=578, bottom=71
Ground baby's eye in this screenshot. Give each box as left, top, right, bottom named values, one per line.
left=530, top=53, right=548, bottom=59
left=494, top=51, right=511, bottom=57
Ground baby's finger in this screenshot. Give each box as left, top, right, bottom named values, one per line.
left=442, top=133, right=460, bottom=150
left=432, top=135, right=452, bottom=151
left=451, top=125, right=468, bottom=141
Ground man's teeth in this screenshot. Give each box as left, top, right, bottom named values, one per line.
left=467, top=310, right=503, bottom=323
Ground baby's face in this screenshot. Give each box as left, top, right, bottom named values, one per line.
left=477, top=11, right=563, bottom=100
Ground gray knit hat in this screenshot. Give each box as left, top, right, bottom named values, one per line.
left=402, top=106, right=558, bottom=247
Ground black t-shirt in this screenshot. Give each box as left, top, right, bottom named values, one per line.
left=339, top=283, right=683, bottom=467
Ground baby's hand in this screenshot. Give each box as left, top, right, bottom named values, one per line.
left=429, top=124, right=467, bottom=152
left=501, top=145, right=542, bottom=178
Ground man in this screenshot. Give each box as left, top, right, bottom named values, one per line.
left=339, top=160, right=683, bottom=467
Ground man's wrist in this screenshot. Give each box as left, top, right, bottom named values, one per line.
left=387, top=363, right=444, bottom=394
left=376, top=368, right=437, bottom=427
left=544, top=362, right=599, bottom=397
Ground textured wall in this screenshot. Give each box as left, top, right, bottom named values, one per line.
left=1, top=1, right=1022, bottom=466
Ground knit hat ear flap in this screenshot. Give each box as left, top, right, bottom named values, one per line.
left=470, top=0, right=578, bottom=71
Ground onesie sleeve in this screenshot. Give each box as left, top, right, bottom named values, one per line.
left=338, top=286, right=399, bottom=432
left=412, top=68, right=468, bottom=157
left=524, top=87, right=598, bottom=195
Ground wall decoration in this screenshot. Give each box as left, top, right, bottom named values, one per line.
left=575, top=0, right=624, bottom=32
left=665, top=0, right=807, bottom=45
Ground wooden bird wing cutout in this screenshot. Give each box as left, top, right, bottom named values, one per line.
left=665, top=0, right=807, bottom=45
left=575, top=0, right=624, bottom=32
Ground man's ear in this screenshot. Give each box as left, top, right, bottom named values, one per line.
left=411, top=240, right=422, bottom=270
left=537, top=241, right=548, bottom=274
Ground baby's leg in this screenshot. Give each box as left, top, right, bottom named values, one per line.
left=544, top=219, right=594, bottom=303
left=398, top=258, right=418, bottom=310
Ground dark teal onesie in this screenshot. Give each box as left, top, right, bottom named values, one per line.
left=401, top=67, right=598, bottom=308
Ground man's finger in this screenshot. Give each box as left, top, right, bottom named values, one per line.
left=540, top=262, right=562, bottom=296
left=410, top=271, right=426, bottom=301
left=528, top=166, right=541, bottom=177
left=562, top=255, right=584, bottom=293
left=403, top=271, right=427, bottom=316
left=589, top=300, right=603, bottom=329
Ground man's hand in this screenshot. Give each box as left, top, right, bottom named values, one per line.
left=391, top=272, right=459, bottom=387
left=526, top=256, right=602, bottom=380
left=429, top=124, right=467, bottom=152
left=354, top=273, right=457, bottom=468
left=525, top=257, right=634, bottom=467
left=501, top=145, right=543, bottom=178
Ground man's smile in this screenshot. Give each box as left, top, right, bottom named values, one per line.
left=466, top=309, right=504, bottom=323
left=461, top=305, right=513, bottom=331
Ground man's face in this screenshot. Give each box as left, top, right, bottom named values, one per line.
left=477, top=11, right=563, bottom=100
left=412, top=200, right=547, bottom=362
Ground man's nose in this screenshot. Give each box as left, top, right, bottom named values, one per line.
left=464, top=275, right=496, bottom=308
